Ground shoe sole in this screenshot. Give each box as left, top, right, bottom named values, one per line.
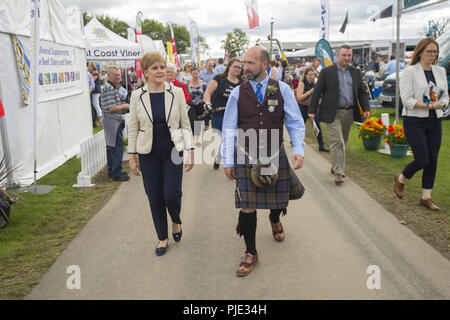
left=394, top=175, right=404, bottom=199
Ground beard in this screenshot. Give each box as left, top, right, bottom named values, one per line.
left=245, top=67, right=263, bottom=81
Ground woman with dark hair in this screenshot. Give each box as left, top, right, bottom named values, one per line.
left=187, top=66, right=207, bottom=146
left=394, top=38, right=449, bottom=211
left=203, top=58, right=243, bottom=170
left=296, top=68, right=329, bottom=152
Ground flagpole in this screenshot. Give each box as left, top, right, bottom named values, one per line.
left=394, top=0, right=401, bottom=124
left=31, top=0, right=40, bottom=189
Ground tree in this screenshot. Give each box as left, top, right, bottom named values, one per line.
left=221, top=28, right=249, bottom=58
left=420, top=17, right=449, bottom=38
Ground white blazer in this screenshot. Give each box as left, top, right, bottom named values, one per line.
left=399, top=63, right=449, bottom=118
left=128, top=82, right=193, bottom=154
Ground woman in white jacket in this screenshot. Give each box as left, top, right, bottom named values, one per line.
left=394, top=38, right=449, bottom=211
left=128, top=52, right=194, bottom=256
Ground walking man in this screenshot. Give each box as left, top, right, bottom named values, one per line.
left=101, top=65, right=130, bottom=182
left=308, top=45, right=370, bottom=185
left=222, top=46, right=306, bottom=276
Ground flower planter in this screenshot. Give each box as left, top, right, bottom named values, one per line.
left=390, top=144, right=409, bottom=158
left=362, top=135, right=382, bottom=151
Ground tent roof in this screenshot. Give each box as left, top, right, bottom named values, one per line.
left=84, top=18, right=141, bottom=50
left=0, top=0, right=86, bottom=48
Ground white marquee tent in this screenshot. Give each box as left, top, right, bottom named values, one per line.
left=0, top=0, right=92, bottom=185
left=84, top=18, right=142, bottom=61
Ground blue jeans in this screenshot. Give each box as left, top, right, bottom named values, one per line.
left=212, top=114, right=224, bottom=162
left=106, top=123, right=124, bottom=178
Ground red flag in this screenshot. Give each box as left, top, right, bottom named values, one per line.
left=251, top=0, right=260, bottom=28
left=0, top=98, right=5, bottom=118
left=245, top=1, right=255, bottom=30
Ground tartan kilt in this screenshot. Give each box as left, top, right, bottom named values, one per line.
left=234, top=146, right=305, bottom=209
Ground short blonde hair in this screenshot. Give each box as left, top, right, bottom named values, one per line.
left=107, top=65, right=120, bottom=74
left=88, top=62, right=97, bottom=72
left=141, top=51, right=166, bottom=81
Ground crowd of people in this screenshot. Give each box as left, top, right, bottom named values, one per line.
left=86, top=38, right=447, bottom=276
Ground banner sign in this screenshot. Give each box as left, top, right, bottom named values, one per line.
left=135, top=12, right=143, bottom=78
left=168, top=22, right=179, bottom=67
left=167, top=41, right=174, bottom=64
left=403, top=0, right=429, bottom=9
left=189, top=21, right=199, bottom=67
left=315, top=39, right=334, bottom=68
left=245, top=0, right=260, bottom=30
left=320, top=0, right=330, bottom=40
left=11, top=34, right=31, bottom=105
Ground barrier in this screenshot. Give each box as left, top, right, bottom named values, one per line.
left=73, top=130, right=107, bottom=188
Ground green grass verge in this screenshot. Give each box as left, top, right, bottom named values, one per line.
left=0, top=144, right=124, bottom=299
left=304, top=107, right=450, bottom=259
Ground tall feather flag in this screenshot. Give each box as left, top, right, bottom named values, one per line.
left=168, top=22, right=179, bottom=67
left=245, top=0, right=260, bottom=30
left=320, top=0, right=330, bottom=40
left=339, top=9, right=349, bottom=33
left=189, top=21, right=199, bottom=67
left=135, top=12, right=143, bottom=78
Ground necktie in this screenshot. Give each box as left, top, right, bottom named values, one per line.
left=255, top=83, right=263, bottom=105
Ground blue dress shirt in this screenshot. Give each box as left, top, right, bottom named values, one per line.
left=221, top=74, right=305, bottom=168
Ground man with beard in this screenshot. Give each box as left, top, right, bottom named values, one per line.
left=221, top=46, right=306, bottom=276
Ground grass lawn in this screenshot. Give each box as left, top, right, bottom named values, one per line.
left=304, top=107, right=450, bottom=260
left=0, top=128, right=124, bottom=300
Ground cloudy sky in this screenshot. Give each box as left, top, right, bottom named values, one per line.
left=60, top=0, right=449, bottom=57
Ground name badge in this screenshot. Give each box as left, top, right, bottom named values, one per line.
left=268, top=99, right=278, bottom=106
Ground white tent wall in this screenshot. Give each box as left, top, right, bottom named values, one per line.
left=0, top=0, right=92, bottom=185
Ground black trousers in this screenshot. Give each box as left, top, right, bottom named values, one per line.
left=299, top=105, right=325, bottom=147
left=139, top=150, right=183, bottom=241
left=402, top=113, right=442, bottom=189
left=188, top=103, right=204, bottom=136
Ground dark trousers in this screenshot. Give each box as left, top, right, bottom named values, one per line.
left=188, top=104, right=204, bottom=136
left=402, top=114, right=442, bottom=189
left=106, top=123, right=124, bottom=178
left=139, top=150, right=183, bottom=241
left=212, top=114, right=224, bottom=162
left=91, top=103, right=97, bottom=128
left=299, top=105, right=325, bottom=147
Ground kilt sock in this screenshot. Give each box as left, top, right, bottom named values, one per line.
left=269, top=208, right=287, bottom=224
left=236, top=210, right=257, bottom=255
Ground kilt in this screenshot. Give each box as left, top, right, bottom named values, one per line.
left=234, top=146, right=305, bottom=209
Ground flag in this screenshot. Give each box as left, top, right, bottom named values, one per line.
left=166, top=41, right=174, bottom=64
left=0, top=98, right=5, bottom=118
left=315, top=39, right=334, bottom=68
left=135, top=12, right=143, bottom=78
left=245, top=1, right=255, bottom=30
left=370, top=5, right=393, bottom=21
left=339, top=10, right=348, bottom=33
left=320, top=0, right=330, bottom=40
left=189, top=21, right=199, bottom=67
left=251, top=0, right=260, bottom=28
left=168, top=22, right=179, bottom=67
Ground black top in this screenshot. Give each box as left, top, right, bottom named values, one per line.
left=150, top=92, right=174, bottom=153
left=211, top=75, right=239, bottom=116
left=424, top=69, right=436, bottom=85
left=424, top=70, right=437, bottom=118
left=302, top=79, right=315, bottom=92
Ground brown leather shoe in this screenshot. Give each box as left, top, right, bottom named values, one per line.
left=394, top=174, right=404, bottom=199
left=420, top=198, right=441, bottom=211
left=269, top=218, right=285, bottom=242
left=236, top=253, right=258, bottom=277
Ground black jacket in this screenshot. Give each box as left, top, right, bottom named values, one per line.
left=308, top=64, right=370, bottom=123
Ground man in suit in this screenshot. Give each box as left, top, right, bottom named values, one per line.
left=308, top=45, right=370, bottom=185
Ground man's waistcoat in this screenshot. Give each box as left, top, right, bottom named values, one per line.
left=237, top=79, right=284, bottom=156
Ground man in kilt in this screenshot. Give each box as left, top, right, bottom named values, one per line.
left=222, top=46, right=306, bottom=276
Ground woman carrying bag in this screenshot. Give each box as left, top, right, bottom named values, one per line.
left=128, top=52, right=194, bottom=256
left=394, top=38, right=449, bottom=211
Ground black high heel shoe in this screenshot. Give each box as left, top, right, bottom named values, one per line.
left=173, top=228, right=182, bottom=242
left=155, top=241, right=168, bottom=256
